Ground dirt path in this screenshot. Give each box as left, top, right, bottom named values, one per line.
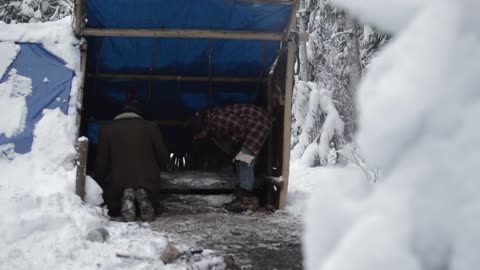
left=150, top=195, right=303, bottom=270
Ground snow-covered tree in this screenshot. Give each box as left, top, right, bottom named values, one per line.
left=292, top=0, right=388, bottom=165
left=0, top=0, right=73, bottom=23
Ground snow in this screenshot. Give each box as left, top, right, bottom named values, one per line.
left=85, top=175, right=103, bottom=206
left=31, top=108, right=76, bottom=174
left=0, top=41, right=19, bottom=78
left=0, top=69, right=32, bottom=138
left=330, top=0, right=425, bottom=33
left=0, top=17, right=82, bottom=114
left=303, top=0, right=480, bottom=270
left=286, top=163, right=370, bottom=216
left=291, top=81, right=344, bottom=166
left=0, top=18, right=222, bottom=270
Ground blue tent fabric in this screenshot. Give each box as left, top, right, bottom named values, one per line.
left=83, top=0, right=291, bottom=146
left=0, top=43, right=74, bottom=154
left=86, top=0, right=292, bottom=31
left=85, top=0, right=292, bottom=78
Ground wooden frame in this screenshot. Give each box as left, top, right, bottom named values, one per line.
left=278, top=0, right=299, bottom=209
left=278, top=39, right=295, bottom=209
left=83, top=28, right=284, bottom=40
left=75, top=42, right=88, bottom=137
left=74, top=0, right=299, bottom=208
left=74, top=0, right=85, bottom=36
left=75, top=137, right=88, bottom=199
left=88, top=73, right=261, bottom=83
left=237, top=0, right=293, bottom=3
left=74, top=42, right=88, bottom=200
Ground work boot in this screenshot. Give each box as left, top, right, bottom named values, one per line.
left=136, top=188, right=155, bottom=222
left=222, top=196, right=239, bottom=208
left=221, top=187, right=242, bottom=208
left=241, top=195, right=259, bottom=211
left=223, top=200, right=246, bottom=213
left=121, top=188, right=136, bottom=222
left=223, top=194, right=259, bottom=213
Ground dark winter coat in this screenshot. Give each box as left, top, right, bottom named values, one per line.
left=95, top=114, right=169, bottom=214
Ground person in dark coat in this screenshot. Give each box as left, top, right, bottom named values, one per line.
left=189, top=104, right=272, bottom=212
left=95, top=100, right=170, bottom=221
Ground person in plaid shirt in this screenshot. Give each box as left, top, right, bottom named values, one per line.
left=190, top=104, right=272, bottom=212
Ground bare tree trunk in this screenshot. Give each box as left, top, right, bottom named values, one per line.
left=298, top=0, right=310, bottom=81
left=343, top=15, right=362, bottom=141
left=345, top=16, right=362, bottom=95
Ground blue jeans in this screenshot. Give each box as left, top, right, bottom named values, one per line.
left=235, top=147, right=256, bottom=192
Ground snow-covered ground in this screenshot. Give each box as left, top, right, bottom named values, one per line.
left=0, top=18, right=225, bottom=270
left=5, top=1, right=480, bottom=269
left=302, top=1, right=480, bottom=270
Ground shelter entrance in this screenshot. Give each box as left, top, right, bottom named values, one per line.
left=75, top=0, right=298, bottom=209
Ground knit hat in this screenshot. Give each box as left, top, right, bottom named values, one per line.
left=122, top=100, right=144, bottom=117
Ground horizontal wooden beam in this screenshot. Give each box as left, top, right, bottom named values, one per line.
left=236, top=0, right=293, bottom=3
left=83, top=28, right=284, bottom=40
left=88, top=73, right=261, bottom=83
left=89, top=120, right=185, bottom=126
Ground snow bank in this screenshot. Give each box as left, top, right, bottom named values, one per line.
left=0, top=41, right=19, bottom=78
left=287, top=163, right=370, bottom=216
left=0, top=17, right=82, bottom=113
left=0, top=107, right=107, bottom=269
left=304, top=1, right=480, bottom=270
left=0, top=18, right=217, bottom=270
left=0, top=69, right=32, bottom=138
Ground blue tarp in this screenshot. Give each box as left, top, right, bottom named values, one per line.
left=85, top=0, right=292, bottom=78
left=0, top=43, right=74, bottom=154
left=83, top=0, right=292, bottom=146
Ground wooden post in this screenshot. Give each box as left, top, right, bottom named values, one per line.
left=282, top=0, right=300, bottom=42
left=75, top=137, right=89, bottom=200
left=74, top=0, right=85, bottom=37
left=75, top=42, right=88, bottom=138
left=266, top=77, right=273, bottom=176
left=278, top=39, right=295, bottom=209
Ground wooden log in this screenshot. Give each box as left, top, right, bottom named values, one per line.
left=266, top=77, right=273, bottom=176
left=74, top=0, right=85, bottom=37
left=88, top=119, right=186, bottom=126
left=83, top=28, right=284, bottom=40
left=87, top=73, right=260, bottom=83
left=75, top=42, right=87, bottom=138
left=75, top=137, right=89, bottom=200
left=283, top=0, right=300, bottom=41
left=237, top=0, right=293, bottom=3
left=278, top=40, right=295, bottom=210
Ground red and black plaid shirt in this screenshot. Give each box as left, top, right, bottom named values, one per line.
left=202, top=104, right=272, bottom=156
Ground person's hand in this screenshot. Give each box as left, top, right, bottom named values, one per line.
left=233, top=151, right=255, bottom=166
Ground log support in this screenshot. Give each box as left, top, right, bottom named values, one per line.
left=75, top=137, right=89, bottom=200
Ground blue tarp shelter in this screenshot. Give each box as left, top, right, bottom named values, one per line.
left=81, top=0, right=294, bottom=147
left=78, top=0, right=297, bottom=208
left=0, top=44, right=74, bottom=154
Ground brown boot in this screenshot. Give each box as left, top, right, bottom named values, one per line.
left=121, top=188, right=136, bottom=222
left=136, top=188, right=155, bottom=222
left=240, top=195, right=259, bottom=211
left=223, top=194, right=259, bottom=213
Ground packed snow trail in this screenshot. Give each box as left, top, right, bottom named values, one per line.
left=150, top=194, right=303, bottom=270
